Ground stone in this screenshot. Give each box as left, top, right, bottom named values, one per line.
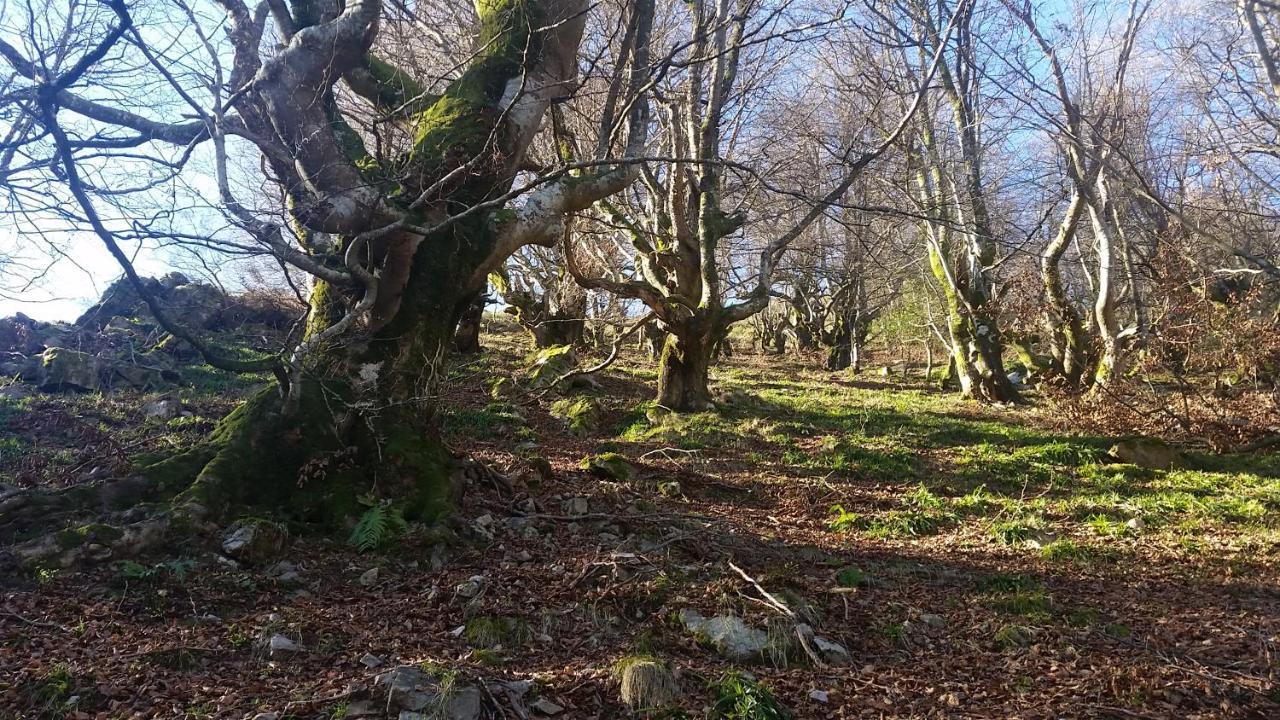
left=376, top=666, right=482, bottom=719
left=108, top=362, right=171, bottom=390
left=809, top=689, right=830, bottom=704
left=679, top=609, right=769, bottom=662
left=0, top=383, right=33, bottom=400
left=266, top=634, right=301, bottom=657
left=358, top=567, right=379, bottom=586
left=796, top=623, right=852, bottom=665
left=1126, top=517, right=1145, bottom=531
left=531, top=697, right=565, bottom=715
left=142, top=397, right=182, bottom=420
left=359, top=652, right=383, bottom=669
left=221, top=519, right=287, bottom=564
left=579, top=453, right=633, bottom=481
left=455, top=575, right=485, bottom=599
left=811, top=635, right=851, bottom=665
left=1110, top=438, right=1183, bottom=470
left=514, top=550, right=534, bottom=563
left=37, top=347, right=101, bottom=392
left=251, top=713, right=279, bottom=720
left=919, top=613, right=947, bottom=629
left=561, top=496, right=590, bottom=516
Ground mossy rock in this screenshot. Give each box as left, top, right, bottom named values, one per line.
left=580, top=452, right=634, bottom=481
left=550, top=396, right=601, bottom=435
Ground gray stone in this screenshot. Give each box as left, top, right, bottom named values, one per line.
left=808, top=689, right=829, bottom=704
left=531, top=697, right=565, bottom=715
left=266, top=634, right=301, bottom=657
left=37, top=347, right=100, bottom=392
left=812, top=635, right=851, bottom=665
left=679, top=609, right=769, bottom=662
left=376, top=666, right=482, bottom=719
left=359, top=652, right=384, bottom=669
left=221, top=519, right=287, bottom=564
left=251, top=713, right=279, bottom=720
left=561, top=497, right=590, bottom=516
left=0, top=383, right=33, bottom=400
left=919, top=613, right=947, bottom=629
left=142, top=397, right=182, bottom=420
left=1110, top=438, right=1183, bottom=470
left=358, top=567, right=379, bottom=586
left=455, top=575, right=485, bottom=599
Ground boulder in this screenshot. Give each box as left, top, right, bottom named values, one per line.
left=37, top=347, right=101, bottom=392
left=221, top=519, right=287, bottom=564
left=75, top=276, right=160, bottom=330
left=678, top=609, right=769, bottom=662
left=1110, top=438, right=1182, bottom=470
left=0, top=314, right=44, bottom=354
left=162, top=282, right=224, bottom=329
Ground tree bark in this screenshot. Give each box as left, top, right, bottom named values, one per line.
left=657, top=327, right=714, bottom=411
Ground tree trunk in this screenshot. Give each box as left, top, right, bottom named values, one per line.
left=453, top=293, right=486, bottom=354
left=657, top=328, right=714, bottom=411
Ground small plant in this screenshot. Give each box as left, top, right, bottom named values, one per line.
left=834, top=566, right=866, bottom=588
left=348, top=497, right=407, bottom=552
left=464, top=615, right=532, bottom=650
left=990, top=519, right=1041, bottom=546
left=614, top=655, right=679, bottom=711
left=709, top=671, right=791, bottom=720
left=826, top=504, right=862, bottom=533
left=991, top=589, right=1053, bottom=619
left=994, top=624, right=1031, bottom=650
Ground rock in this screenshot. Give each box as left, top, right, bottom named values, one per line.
left=108, top=361, right=172, bottom=390
left=376, top=666, right=482, bottom=719
left=471, top=513, right=497, bottom=540
left=918, top=613, right=947, bottom=629
left=0, top=383, right=33, bottom=400
left=1126, top=517, right=1145, bottom=531
left=0, top=314, right=44, bottom=354
left=809, top=689, right=830, bottom=704
left=455, top=575, right=485, bottom=599
left=550, top=396, right=601, bottom=435
left=37, top=347, right=101, bottom=392
left=344, top=700, right=380, bottom=717
left=579, top=452, right=633, bottom=481
left=358, top=567, right=380, bottom=586
left=514, top=550, right=534, bottom=563
left=221, top=519, right=287, bottom=564
left=268, top=561, right=301, bottom=584
left=75, top=276, right=160, bottom=331
left=359, top=652, right=383, bottom=669
left=266, top=634, right=301, bottom=657
left=561, top=496, right=590, bottom=516
left=531, top=697, right=565, bottom=715
left=159, top=272, right=191, bottom=290
left=812, top=635, right=851, bottom=665
left=679, top=609, right=769, bottom=662
left=1110, top=438, right=1182, bottom=470
left=796, top=623, right=852, bottom=665
left=142, top=397, right=182, bottom=420
left=162, top=282, right=224, bottom=329
left=250, top=713, right=279, bottom=720
left=526, top=345, right=576, bottom=389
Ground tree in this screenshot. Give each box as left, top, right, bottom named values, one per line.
left=897, top=0, right=1020, bottom=402
left=0, top=0, right=654, bottom=563
left=567, top=0, right=946, bottom=411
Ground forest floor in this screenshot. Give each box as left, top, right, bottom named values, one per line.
left=2, top=321, right=1278, bottom=719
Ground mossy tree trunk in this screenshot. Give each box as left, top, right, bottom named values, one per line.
left=1, top=0, right=663, bottom=567
left=657, top=320, right=716, bottom=412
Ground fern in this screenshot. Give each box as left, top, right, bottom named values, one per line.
left=348, top=501, right=407, bottom=552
